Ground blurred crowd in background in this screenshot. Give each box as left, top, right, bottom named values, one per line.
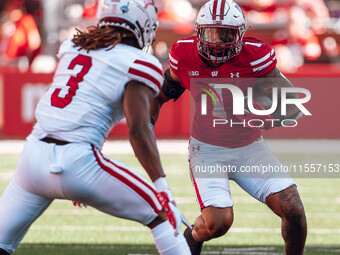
left=0, top=0, right=340, bottom=73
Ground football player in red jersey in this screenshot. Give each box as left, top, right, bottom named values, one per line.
left=151, top=0, right=307, bottom=254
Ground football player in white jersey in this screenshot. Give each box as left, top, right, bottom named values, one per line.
left=0, top=0, right=190, bottom=254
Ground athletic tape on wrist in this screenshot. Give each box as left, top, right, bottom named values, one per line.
left=154, top=177, right=169, bottom=192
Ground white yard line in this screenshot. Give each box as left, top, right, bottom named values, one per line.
left=1, top=139, right=340, bottom=155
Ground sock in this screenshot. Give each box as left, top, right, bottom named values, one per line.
left=151, top=221, right=191, bottom=255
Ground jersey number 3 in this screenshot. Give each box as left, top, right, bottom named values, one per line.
left=51, top=54, right=92, bottom=108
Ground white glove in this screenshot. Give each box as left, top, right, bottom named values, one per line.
left=154, top=177, right=186, bottom=236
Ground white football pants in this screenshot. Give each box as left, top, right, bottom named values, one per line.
left=189, top=136, right=296, bottom=209
left=0, top=135, right=164, bottom=253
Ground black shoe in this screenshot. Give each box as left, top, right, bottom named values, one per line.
left=184, top=226, right=203, bottom=255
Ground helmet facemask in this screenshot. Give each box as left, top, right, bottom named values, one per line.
left=142, top=19, right=159, bottom=52
left=196, top=24, right=246, bottom=63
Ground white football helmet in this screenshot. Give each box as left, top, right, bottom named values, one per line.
left=196, top=0, right=246, bottom=63
left=97, top=0, right=159, bottom=50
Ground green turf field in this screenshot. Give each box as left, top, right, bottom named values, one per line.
left=0, top=153, right=339, bottom=254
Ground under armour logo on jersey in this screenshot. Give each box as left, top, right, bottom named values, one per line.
left=188, top=71, right=200, bottom=76
left=211, top=71, right=218, bottom=77
left=230, top=72, right=240, bottom=78
left=192, top=146, right=200, bottom=151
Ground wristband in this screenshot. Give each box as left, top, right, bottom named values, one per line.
left=154, top=177, right=169, bottom=192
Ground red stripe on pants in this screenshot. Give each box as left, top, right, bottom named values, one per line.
left=189, top=159, right=205, bottom=210
left=92, top=146, right=160, bottom=214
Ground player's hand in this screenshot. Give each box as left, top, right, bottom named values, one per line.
left=72, top=201, right=87, bottom=208
left=236, top=100, right=275, bottom=130
left=156, top=192, right=182, bottom=236
left=154, top=177, right=187, bottom=236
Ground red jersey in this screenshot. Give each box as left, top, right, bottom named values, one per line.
left=169, top=36, right=277, bottom=148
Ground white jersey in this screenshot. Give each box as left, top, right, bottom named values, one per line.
left=32, top=39, right=163, bottom=148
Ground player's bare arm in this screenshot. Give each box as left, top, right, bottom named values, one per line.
left=255, top=67, right=302, bottom=124
left=150, top=95, right=165, bottom=125
left=124, top=80, right=191, bottom=237
left=123, top=80, right=165, bottom=181
left=150, top=68, right=184, bottom=124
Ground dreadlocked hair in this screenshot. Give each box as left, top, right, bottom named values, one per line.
left=72, top=25, right=139, bottom=52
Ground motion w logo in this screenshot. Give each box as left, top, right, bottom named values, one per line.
left=211, top=71, right=218, bottom=77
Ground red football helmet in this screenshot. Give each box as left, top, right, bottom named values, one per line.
left=196, top=0, right=246, bottom=63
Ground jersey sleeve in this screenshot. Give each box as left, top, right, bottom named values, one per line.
left=247, top=41, right=277, bottom=77
left=168, top=45, right=181, bottom=77
left=168, top=39, right=192, bottom=89
left=56, top=39, right=74, bottom=59
left=56, top=40, right=67, bottom=59
left=127, top=58, right=164, bottom=96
